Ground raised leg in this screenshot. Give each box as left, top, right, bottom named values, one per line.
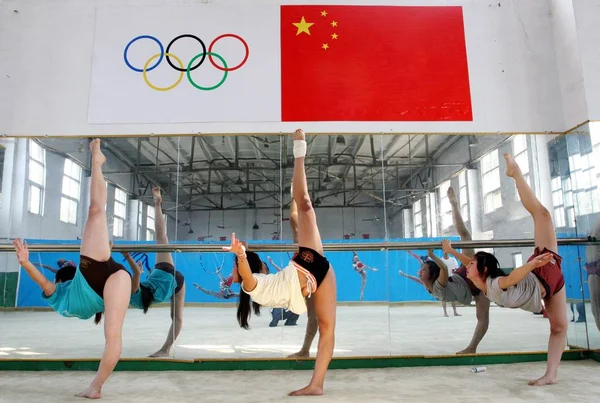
left=152, top=187, right=174, bottom=266
left=448, top=186, right=474, bottom=258
left=80, top=139, right=111, bottom=262
left=292, top=129, right=323, bottom=255
left=505, top=153, right=557, bottom=253
left=290, top=197, right=299, bottom=244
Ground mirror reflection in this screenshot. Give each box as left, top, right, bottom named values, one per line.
left=1, top=131, right=599, bottom=367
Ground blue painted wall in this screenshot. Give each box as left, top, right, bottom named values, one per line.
left=15, top=236, right=589, bottom=307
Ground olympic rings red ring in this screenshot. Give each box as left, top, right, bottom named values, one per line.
left=208, top=34, right=249, bottom=72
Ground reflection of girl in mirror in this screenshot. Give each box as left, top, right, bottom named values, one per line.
left=585, top=218, right=600, bottom=332
left=193, top=264, right=238, bottom=300
left=122, top=187, right=185, bottom=358
left=225, top=129, right=337, bottom=396
left=403, top=248, right=461, bottom=317
left=351, top=251, right=378, bottom=302
left=452, top=153, right=567, bottom=387
left=13, top=139, right=131, bottom=399
left=266, top=256, right=300, bottom=327
left=400, top=186, right=490, bottom=354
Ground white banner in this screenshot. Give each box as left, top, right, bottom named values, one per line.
left=88, top=6, right=281, bottom=124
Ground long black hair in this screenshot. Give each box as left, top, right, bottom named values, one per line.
left=473, top=251, right=504, bottom=279
left=237, top=251, right=264, bottom=329
left=422, top=260, right=441, bottom=282
left=139, top=284, right=155, bottom=314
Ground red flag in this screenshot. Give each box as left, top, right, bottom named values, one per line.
left=280, top=5, right=472, bottom=122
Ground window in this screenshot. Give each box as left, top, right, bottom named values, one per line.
left=428, top=192, right=438, bottom=237
left=413, top=200, right=422, bottom=238
left=551, top=177, right=566, bottom=228
left=137, top=202, right=144, bottom=240
left=60, top=159, right=82, bottom=224
left=113, top=188, right=127, bottom=237
left=146, top=205, right=155, bottom=241
left=438, top=181, right=452, bottom=229
left=512, top=252, right=523, bottom=268
left=28, top=140, right=45, bottom=215
left=481, top=150, right=501, bottom=213
left=575, top=156, right=599, bottom=215
left=512, top=135, right=530, bottom=201
left=458, top=170, right=468, bottom=220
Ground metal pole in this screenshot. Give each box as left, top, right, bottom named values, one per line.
left=0, top=238, right=595, bottom=252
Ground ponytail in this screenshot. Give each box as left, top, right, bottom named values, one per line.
left=236, top=251, right=265, bottom=329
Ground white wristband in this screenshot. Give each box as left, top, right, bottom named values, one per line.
left=293, top=140, right=307, bottom=158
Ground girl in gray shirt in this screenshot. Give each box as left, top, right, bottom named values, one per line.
left=450, top=153, right=567, bottom=387
left=401, top=185, right=491, bottom=355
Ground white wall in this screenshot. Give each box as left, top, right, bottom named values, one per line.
left=573, top=0, right=600, bottom=121
left=549, top=0, right=589, bottom=129
left=0, top=0, right=575, bottom=135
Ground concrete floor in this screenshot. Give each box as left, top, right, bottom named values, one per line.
left=0, top=361, right=599, bottom=403
left=0, top=304, right=597, bottom=359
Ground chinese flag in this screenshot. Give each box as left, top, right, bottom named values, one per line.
left=280, top=5, right=472, bottom=122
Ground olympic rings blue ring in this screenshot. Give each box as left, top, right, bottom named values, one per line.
left=124, top=35, right=164, bottom=73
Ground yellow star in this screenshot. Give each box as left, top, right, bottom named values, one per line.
left=321, top=10, right=328, bottom=17
left=293, top=16, right=314, bottom=36
left=331, top=33, right=338, bottom=40
left=322, top=43, right=329, bottom=50
left=331, top=20, right=338, bottom=27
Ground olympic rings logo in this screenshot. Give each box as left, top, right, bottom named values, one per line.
left=123, top=33, right=249, bottom=91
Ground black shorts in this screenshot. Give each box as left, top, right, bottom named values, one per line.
left=79, top=255, right=131, bottom=298
left=155, top=262, right=185, bottom=294
left=292, top=246, right=330, bottom=288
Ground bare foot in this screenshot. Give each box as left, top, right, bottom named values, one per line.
left=76, top=386, right=101, bottom=399
left=287, top=350, right=310, bottom=359
left=149, top=350, right=170, bottom=358
left=152, top=186, right=162, bottom=204
left=293, top=128, right=305, bottom=141
left=456, top=348, right=476, bottom=355
left=454, top=312, right=462, bottom=317
left=447, top=186, right=458, bottom=204
left=528, top=374, right=557, bottom=386
left=90, top=139, right=106, bottom=166
left=289, top=384, right=323, bottom=396
left=444, top=313, right=449, bottom=317
left=504, top=153, right=521, bottom=178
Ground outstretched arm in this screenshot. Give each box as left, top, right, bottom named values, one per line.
left=428, top=249, right=449, bottom=287
left=498, top=253, right=554, bottom=290
left=122, top=252, right=143, bottom=293
left=408, top=251, right=422, bottom=263
left=441, top=240, right=471, bottom=267
left=399, top=270, right=423, bottom=285
left=14, top=239, right=56, bottom=297
left=223, top=234, right=256, bottom=291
